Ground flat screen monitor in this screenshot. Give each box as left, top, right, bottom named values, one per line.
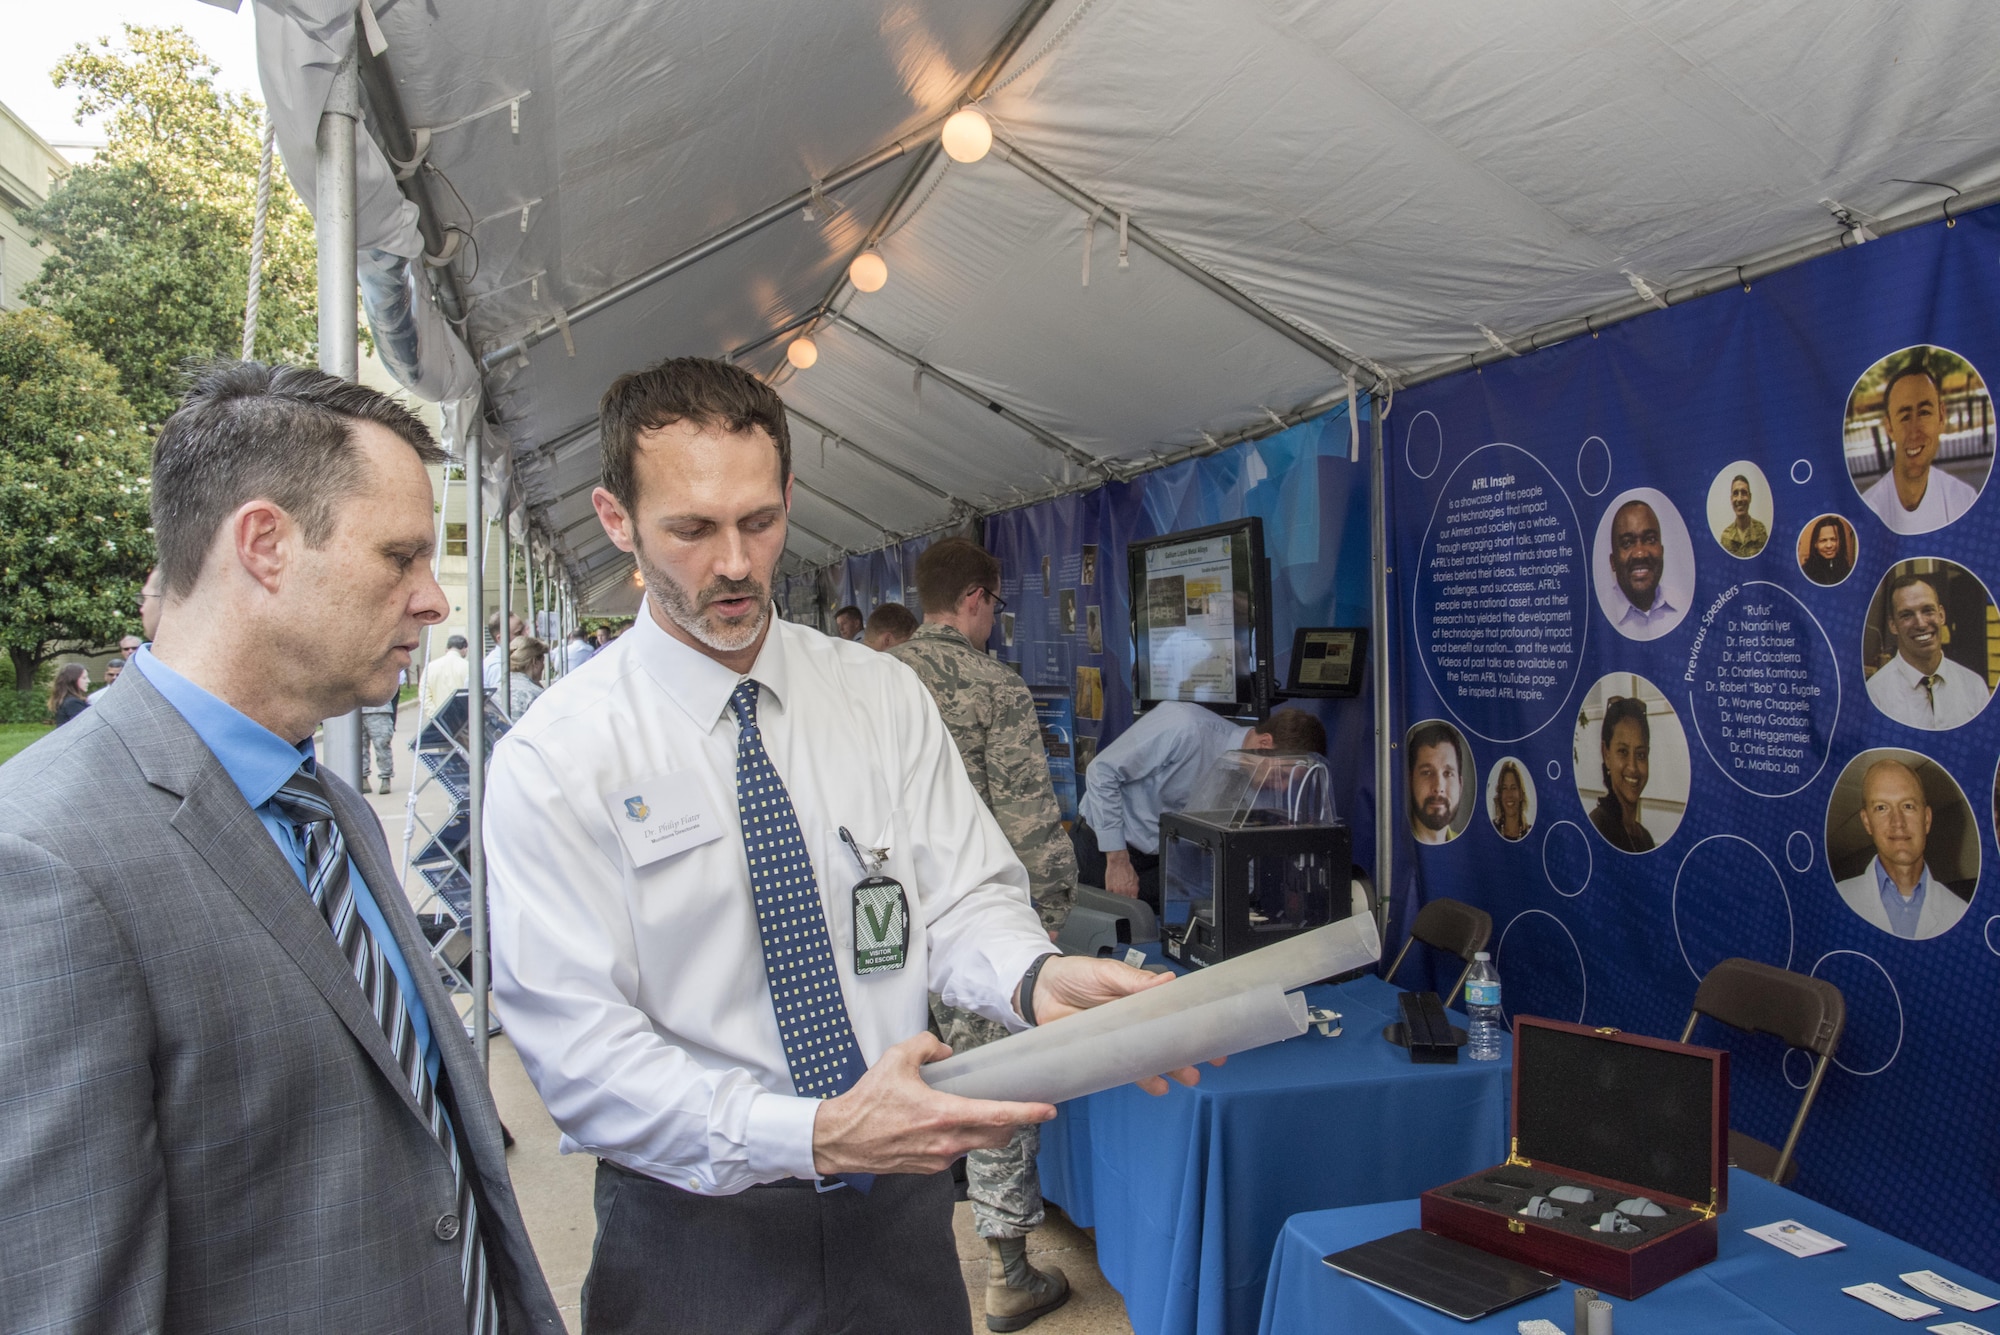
left=1127, top=518, right=1273, bottom=714
left=1286, top=627, right=1368, bottom=698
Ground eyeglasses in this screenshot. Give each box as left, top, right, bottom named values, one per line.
left=982, top=588, right=1008, bottom=614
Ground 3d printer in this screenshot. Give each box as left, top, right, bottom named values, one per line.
left=1160, top=750, right=1355, bottom=968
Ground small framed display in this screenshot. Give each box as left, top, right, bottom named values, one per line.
left=1285, top=627, right=1368, bottom=698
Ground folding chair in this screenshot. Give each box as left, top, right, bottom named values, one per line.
left=1382, top=898, right=1492, bottom=1005
left=1679, top=957, right=1844, bottom=1187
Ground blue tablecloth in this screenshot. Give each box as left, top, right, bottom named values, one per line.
left=1037, top=972, right=1511, bottom=1335
left=1258, top=1168, right=1994, bottom=1333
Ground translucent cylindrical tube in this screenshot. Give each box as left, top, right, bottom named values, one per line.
left=920, top=915, right=1381, bottom=1104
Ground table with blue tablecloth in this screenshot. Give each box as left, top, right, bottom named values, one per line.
left=1037, top=970, right=1511, bottom=1335
left=1258, top=1167, right=1995, bottom=1332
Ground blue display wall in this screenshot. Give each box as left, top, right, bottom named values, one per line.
left=1386, top=206, right=2000, bottom=1277
left=982, top=407, right=1377, bottom=870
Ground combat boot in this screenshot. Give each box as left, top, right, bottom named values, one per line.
left=985, top=1236, right=1070, bottom=1332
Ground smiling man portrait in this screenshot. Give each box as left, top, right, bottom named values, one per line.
left=1865, top=568, right=1992, bottom=730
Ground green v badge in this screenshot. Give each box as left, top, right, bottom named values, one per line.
left=852, top=875, right=909, bottom=974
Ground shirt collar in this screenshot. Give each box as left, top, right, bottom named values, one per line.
left=1616, top=590, right=1677, bottom=625
left=629, top=599, right=792, bottom=728
left=131, top=647, right=313, bottom=809
left=912, top=622, right=973, bottom=651
left=1882, top=654, right=1942, bottom=689
left=1873, top=855, right=1930, bottom=926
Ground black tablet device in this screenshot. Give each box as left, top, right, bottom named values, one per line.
left=1285, top=627, right=1368, bottom=697
left=1323, top=1228, right=1559, bottom=1321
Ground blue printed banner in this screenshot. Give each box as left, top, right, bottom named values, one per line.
left=1388, top=206, right=2000, bottom=1279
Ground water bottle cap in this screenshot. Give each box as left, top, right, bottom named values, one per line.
left=1474, top=951, right=1491, bottom=960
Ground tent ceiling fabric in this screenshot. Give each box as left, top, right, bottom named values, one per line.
left=255, top=0, right=2000, bottom=604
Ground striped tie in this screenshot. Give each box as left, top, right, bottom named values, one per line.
left=273, top=768, right=498, bottom=1335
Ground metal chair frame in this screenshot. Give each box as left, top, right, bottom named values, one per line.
left=1382, top=897, right=1492, bottom=1005
left=1679, top=956, right=1844, bottom=1187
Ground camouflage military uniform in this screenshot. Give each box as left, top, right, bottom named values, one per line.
left=890, top=622, right=1077, bottom=1239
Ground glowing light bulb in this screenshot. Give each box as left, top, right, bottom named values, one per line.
left=941, top=107, right=992, bottom=164
left=787, top=336, right=819, bottom=369
left=848, top=250, right=888, bottom=292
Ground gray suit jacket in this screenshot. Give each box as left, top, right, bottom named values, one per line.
left=0, top=670, right=561, bottom=1333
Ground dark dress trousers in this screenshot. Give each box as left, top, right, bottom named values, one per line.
left=0, top=671, right=562, bottom=1332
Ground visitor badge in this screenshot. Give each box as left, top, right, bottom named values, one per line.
left=604, top=770, right=723, bottom=868
left=851, top=876, right=909, bottom=974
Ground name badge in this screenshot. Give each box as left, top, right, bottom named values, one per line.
left=853, top=876, right=909, bottom=974
left=604, top=770, right=723, bottom=868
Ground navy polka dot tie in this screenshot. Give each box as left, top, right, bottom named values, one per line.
left=730, top=680, right=868, bottom=1101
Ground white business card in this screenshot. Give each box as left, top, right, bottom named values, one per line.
left=1746, top=1219, right=1846, bottom=1257
left=1905, top=1272, right=2000, bottom=1312
left=1845, top=1283, right=1943, bottom=1321
left=1927, top=1322, right=1996, bottom=1335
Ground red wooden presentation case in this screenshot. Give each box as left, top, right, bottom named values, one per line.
left=1419, top=1017, right=1730, bottom=1300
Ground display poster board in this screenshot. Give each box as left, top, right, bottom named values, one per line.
left=1387, top=206, right=2000, bottom=1278
left=1128, top=519, right=1271, bottom=712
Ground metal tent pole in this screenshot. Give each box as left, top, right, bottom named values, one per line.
left=316, top=48, right=365, bottom=788
left=464, top=417, right=490, bottom=1067
left=1370, top=398, right=1393, bottom=946
left=496, top=509, right=513, bottom=720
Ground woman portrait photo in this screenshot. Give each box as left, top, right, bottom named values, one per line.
left=1487, top=757, right=1537, bottom=842
left=1798, top=513, right=1857, bottom=587
left=49, top=664, right=91, bottom=726
left=1572, top=672, right=1691, bottom=854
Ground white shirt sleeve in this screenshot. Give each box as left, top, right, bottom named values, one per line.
left=485, top=737, right=823, bottom=1192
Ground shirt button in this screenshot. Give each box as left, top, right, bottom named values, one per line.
left=435, top=1213, right=462, bottom=1241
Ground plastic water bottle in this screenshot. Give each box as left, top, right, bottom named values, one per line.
left=1464, top=952, right=1503, bottom=1061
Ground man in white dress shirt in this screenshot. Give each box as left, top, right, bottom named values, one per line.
left=1860, top=355, right=1980, bottom=535
left=1602, top=498, right=1682, bottom=640
left=1865, top=572, right=1990, bottom=729
left=485, top=358, right=1194, bottom=1335
left=1833, top=758, right=1970, bottom=940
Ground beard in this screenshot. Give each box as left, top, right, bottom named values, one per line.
left=1417, top=795, right=1453, bottom=832
left=639, top=550, right=770, bottom=653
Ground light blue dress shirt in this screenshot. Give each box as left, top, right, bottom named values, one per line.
left=1873, top=856, right=1931, bottom=941
left=132, top=648, right=439, bottom=1082
left=1079, top=701, right=1252, bottom=853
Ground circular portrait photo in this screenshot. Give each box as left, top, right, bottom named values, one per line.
left=1572, top=673, right=1691, bottom=854
left=1844, top=345, right=1994, bottom=535
left=1593, top=488, right=1695, bottom=641
left=1707, top=461, right=1775, bottom=559
left=1797, top=513, right=1858, bottom=587
left=1827, top=748, right=1978, bottom=940
left=1861, top=559, right=1995, bottom=731
left=1406, top=719, right=1475, bottom=847
left=1486, top=756, right=1538, bottom=843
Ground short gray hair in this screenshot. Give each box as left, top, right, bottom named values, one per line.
left=150, top=362, right=446, bottom=598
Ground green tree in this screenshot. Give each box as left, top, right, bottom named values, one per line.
left=20, top=24, right=316, bottom=423
left=0, top=309, right=153, bottom=690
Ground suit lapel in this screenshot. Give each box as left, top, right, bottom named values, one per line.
left=104, top=671, right=434, bottom=1128
left=169, top=777, right=431, bottom=1125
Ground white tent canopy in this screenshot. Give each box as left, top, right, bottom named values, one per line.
left=252, top=0, right=2000, bottom=611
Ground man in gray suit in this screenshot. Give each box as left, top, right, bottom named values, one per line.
left=0, top=363, right=560, bottom=1333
